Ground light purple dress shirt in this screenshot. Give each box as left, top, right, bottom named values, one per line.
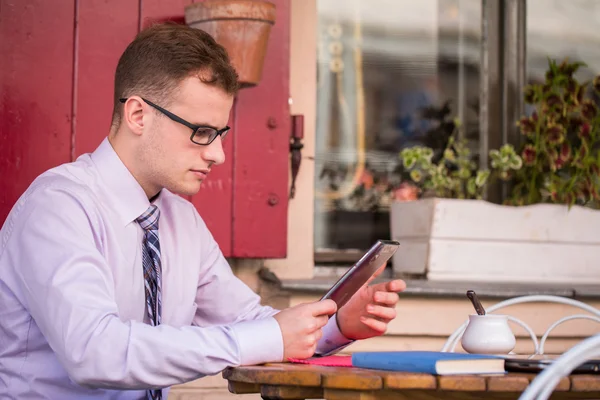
left=0, top=138, right=351, bottom=399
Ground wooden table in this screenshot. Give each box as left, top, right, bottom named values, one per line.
left=223, top=362, right=600, bottom=399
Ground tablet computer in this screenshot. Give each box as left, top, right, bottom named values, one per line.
left=320, top=239, right=400, bottom=309
left=504, top=354, right=600, bottom=374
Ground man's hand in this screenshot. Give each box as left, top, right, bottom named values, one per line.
left=336, top=266, right=406, bottom=340
left=273, top=299, right=337, bottom=360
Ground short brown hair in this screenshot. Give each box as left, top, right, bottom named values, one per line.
left=111, top=22, right=239, bottom=127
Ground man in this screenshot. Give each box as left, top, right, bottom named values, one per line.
left=0, top=23, right=405, bottom=399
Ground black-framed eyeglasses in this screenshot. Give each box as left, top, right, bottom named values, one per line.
left=119, top=97, right=230, bottom=145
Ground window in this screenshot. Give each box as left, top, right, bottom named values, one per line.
left=313, top=0, right=482, bottom=259
left=527, top=0, right=600, bottom=83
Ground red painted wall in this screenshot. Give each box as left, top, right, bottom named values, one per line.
left=0, top=0, right=289, bottom=258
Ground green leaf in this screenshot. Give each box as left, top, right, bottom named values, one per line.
left=419, top=159, right=431, bottom=170
left=467, top=178, right=477, bottom=196
left=475, top=170, right=491, bottom=187
left=402, top=154, right=416, bottom=169
left=508, top=154, right=523, bottom=170
left=421, top=147, right=434, bottom=161
left=457, top=168, right=471, bottom=179
left=410, top=169, right=423, bottom=183
left=443, top=148, right=456, bottom=162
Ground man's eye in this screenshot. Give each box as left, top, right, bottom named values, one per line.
left=195, top=128, right=215, bottom=138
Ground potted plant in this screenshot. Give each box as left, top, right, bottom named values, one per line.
left=509, top=58, right=600, bottom=208
left=184, top=0, right=276, bottom=87
left=390, top=58, right=600, bottom=284
left=317, top=162, right=395, bottom=250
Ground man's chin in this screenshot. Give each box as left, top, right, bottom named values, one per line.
left=168, top=181, right=202, bottom=197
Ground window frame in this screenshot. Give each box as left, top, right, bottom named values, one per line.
left=267, top=0, right=529, bottom=272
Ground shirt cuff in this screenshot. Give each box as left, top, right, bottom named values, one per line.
left=315, top=314, right=354, bottom=356
left=231, top=317, right=284, bottom=366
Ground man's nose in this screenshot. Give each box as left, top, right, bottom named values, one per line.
left=203, top=136, right=226, bottom=165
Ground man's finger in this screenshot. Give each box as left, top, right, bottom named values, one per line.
left=360, top=316, right=388, bottom=334
left=386, top=279, right=406, bottom=292
left=315, top=328, right=324, bottom=342
left=313, top=299, right=338, bottom=316
left=373, top=291, right=400, bottom=306
left=367, top=304, right=397, bottom=321
left=316, top=315, right=329, bottom=329
left=367, top=279, right=405, bottom=298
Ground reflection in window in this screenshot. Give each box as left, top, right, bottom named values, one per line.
left=314, top=0, right=482, bottom=253
left=525, top=0, right=600, bottom=131
left=527, top=0, right=600, bottom=93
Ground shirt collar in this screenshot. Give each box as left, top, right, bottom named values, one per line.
left=90, top=137, right=154, bottom=226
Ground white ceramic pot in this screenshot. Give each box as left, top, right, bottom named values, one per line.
left=461, top=314, right=516, bottom=355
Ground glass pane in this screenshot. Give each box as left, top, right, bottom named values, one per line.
left=524, top=1, right=600, bottom=207
left=314, top=0, right=482, bottom=253
left=527, top=0, right=600, bottom=84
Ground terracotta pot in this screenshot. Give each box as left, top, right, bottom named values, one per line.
left=184, top=0, right=276, bottom=87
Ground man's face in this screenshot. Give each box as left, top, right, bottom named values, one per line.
left=137, top=75, right=234, bottom=197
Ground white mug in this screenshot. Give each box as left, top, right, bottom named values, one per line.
left=461, top=314, right=516, bottom=355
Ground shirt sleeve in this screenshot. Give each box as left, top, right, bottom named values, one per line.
left=191, top=211, right=354, bottom=361
left=190, top=225, right=284, bottom=365
left=315, top=316, right=355, bottom=356
left=3, top=186, right=280, bottom=391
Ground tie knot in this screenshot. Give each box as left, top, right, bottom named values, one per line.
left=136, top=205, right=160, bottom=231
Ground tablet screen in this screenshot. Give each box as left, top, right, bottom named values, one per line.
left=320, top=240, right=400, bottom=309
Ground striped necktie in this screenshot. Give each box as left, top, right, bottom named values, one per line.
left=136, top=205, right=162, bottom=400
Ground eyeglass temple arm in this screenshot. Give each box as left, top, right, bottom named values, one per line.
left=119, top=97, right=199, bottom=131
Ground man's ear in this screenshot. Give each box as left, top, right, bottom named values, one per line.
left=122, top=97, right=146, bottom=136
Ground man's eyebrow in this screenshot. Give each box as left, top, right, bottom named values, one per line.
left=190, top=121, right=220, bottom=130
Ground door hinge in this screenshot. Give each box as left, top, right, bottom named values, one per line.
left=289, top=114, right=304, bottom=199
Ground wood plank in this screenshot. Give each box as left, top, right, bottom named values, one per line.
left=487, top=375, right=530, bottom=392
left=438, top=375, right=486, bottom=391
left=570, top=375, right=600, bottom=392
left=222, top=366, right=321, bottom=387
left=391, top=199, right=600, bottom=282
left=75, top=0, right=139, bottom=157
left=321, top=369, right=382, bottom=390
left=427, top=240, right=600, bottom=283
left=261, top=384, right=323, bottom=399
left=0, top=0, right=75, bottom=224
left=507, top=373, right=571, bottom=392
left=231, top=0, right=290, bottom=258
left=223, top=365, right=600, bottom=400
left=276, top=364, right=382, bottom=390
left=322, top=389, right=500, bottom=400
left=383, top=373, right=437, bottom=390
left=391, top=198, right=600, bottom=244
left=554, top=376, right=572, bottom=392
left=227, top=381, right=260, bottom=394
left=322, top=389, right=377, bottom=400
left=549, top=394, right=600, bottom=400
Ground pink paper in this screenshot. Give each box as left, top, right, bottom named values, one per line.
left=287, top=355, right=353, bottom=367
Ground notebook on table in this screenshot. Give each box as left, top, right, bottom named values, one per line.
left=351, top=351, right=505, bottom=375
left=287, top=352, right=505, bottom=375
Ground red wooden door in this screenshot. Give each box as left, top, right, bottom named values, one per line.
left=0, top=0, right=289, bottom=258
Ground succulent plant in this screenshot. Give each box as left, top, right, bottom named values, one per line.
left=509, top=58, right=600, bottom=207
left=400, top=133, right=521, bottom=200
left=398, top=57, right=600, bottom=208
